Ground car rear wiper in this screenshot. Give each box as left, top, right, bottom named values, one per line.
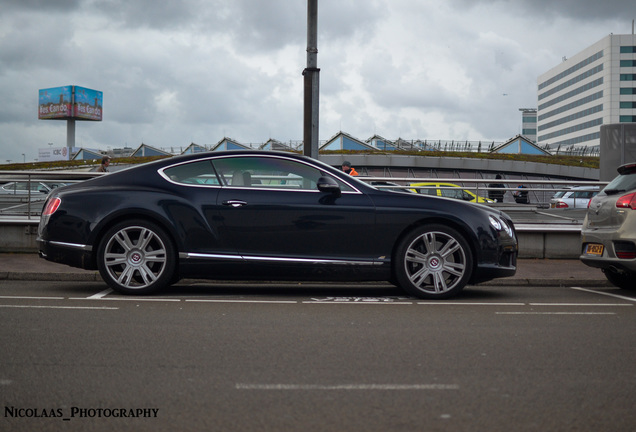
left=604, top=188, right=626, bottom=195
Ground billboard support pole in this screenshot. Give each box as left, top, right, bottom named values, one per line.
left=66, top=119, right=75, bottom=150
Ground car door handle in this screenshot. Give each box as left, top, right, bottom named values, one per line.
left=222, top=200, right=247, bottom=208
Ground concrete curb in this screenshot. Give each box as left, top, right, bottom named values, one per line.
left=483, top=278, right=611, bottom=287
left=0, top=272, right=101, bottom=282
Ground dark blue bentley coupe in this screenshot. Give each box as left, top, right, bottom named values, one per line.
left=37, top=151, right=517, bottom=299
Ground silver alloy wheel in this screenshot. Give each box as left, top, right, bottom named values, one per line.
left=404, top=230, right=467, bottom=294
left=103, top=225, right=168, bottom=289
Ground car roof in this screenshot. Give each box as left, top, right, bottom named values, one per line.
left=569, top=185, right=600, bottom=190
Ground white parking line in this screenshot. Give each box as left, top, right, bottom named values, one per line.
left=303, top=301, right=413, bottom=304
left=186, top=299, right=297, bottom=304
left=0, top=305, right=118, bottom=310
left=529, top=303, right=632, bottom=307
left=571, top=286, right=636, bottom=302
left=6, top=286, right=635, bottom=308
left=417, top=302, right=525, bottom=306
left=73, top=297, right=182, bottom=302
left=235, top=383, right=459, bottom=390
left=496, top=312, right=616, bottom=315
left=86, top=289, right=112, bottom=299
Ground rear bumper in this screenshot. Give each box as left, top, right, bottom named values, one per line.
left=580, top=230, right=636, bottom=273
left=37, top=238, right=96, bottom=270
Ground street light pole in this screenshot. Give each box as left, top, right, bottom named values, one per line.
left=303, top=0, right=319, bottom=158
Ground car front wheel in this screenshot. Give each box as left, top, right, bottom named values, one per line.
left=97, top=220, right=176, bottom=295
left=394, top=225, right=473, bottom=299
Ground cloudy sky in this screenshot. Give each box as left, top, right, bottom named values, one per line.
left=0, top=0, right=633, bottom=163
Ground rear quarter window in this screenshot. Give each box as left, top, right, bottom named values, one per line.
left=163, top=160, right=220, bottom=185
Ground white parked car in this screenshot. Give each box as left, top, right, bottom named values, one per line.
left=0, top=181, right=53, bottom=195
left=550, top=186, right=599, bottom=209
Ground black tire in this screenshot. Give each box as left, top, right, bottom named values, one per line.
left=394, top=224, right=473, bottom=299
left=96, top=220, right=176, bottom=295
left=603, top=269, right=636, bottom=290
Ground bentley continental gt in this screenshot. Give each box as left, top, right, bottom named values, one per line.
left=38, top=151, right=517, bottom=299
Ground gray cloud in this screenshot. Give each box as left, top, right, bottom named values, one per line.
left=449, top=0, right=635, bottom=21
left=2, top=0, right=81, bottom=12
left=0, top=0, right=631, bottom=163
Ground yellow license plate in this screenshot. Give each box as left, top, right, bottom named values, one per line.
left=585, top=244, right=604, bottom=256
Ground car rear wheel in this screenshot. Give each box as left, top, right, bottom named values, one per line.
left=97, top=220, right=176, bottom=295
left=394, top=225, right=473, bottom=299
left=603, top=268, right=636, bottom=290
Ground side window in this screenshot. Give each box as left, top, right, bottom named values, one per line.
left=440, top=187, right=461, bottom=199
left=574, top=191, right=593, bottom=199
left=417, top=188, right=438, bottom=196
left=211, top=156, right=354, bottom=191
left=427, top=188, right=439, bottom=196
left=163, top=160, right=220, bottom=185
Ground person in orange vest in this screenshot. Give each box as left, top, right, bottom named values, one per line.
left=341, top=160, right=359, bottom=176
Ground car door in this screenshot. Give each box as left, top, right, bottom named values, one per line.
left=212, top=155, right=377, bottom=262
left=439, top=184, right=468, bottom=201
left=573, top=190, right=598, bottom=208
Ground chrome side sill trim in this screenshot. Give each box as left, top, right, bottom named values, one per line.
left=48, top=240, right=92, bottom=251
left=179, top=252, right=380, bottom=266
left=242, top=256, right=377, bottom=265
left=180, top=252, right=242, bottom=260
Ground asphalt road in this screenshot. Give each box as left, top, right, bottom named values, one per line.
left=1, top=280, right=635, bottom=432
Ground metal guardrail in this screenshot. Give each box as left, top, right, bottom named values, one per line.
left=1, top=171, right=607, bottom=218
left=0, top=172, right=596, bottom=257
left=358, top=177, right=607, bottom=208
left=0, top=171, right=100, bottom=219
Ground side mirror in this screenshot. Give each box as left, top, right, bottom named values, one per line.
left=317, top=176, right=341, bottom=197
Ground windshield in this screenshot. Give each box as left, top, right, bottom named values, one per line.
left=604, top=172, right=636, bottom=195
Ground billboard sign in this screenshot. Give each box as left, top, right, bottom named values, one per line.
left=38, top=146, right=74, bottom=162
left=38, top=86, right=72, bottom=120
left=73, top=86, right=103, bottom=121
left=38, top=85, right=102, bottom=121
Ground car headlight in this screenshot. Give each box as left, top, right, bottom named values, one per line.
left=501, top=220, right=513, bottom=237
left=489, top=215, right=513, bottom=237
left=489, top=215, right=501, bottom=230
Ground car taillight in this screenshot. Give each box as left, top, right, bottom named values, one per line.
left=555, top=202, right=569, bottom=208
left=614, top=241, right=636, bottom=259
left=615, top=192, right=636, bottom=210
left=42, top=197, right=61, bottom=216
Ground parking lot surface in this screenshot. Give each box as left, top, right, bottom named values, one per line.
left=1, top=279, right=635, bottom=431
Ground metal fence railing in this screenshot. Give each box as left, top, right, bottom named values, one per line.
left=0, top=171, right=99, bottom=219
left=357, top=177, right=607, bottom=208
left=1, top=171, right=608, bottom=219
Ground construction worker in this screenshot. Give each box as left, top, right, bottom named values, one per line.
left=341, top=160, right=358, bottom=176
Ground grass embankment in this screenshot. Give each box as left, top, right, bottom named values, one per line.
left=0, top=151, right=599, bottom=171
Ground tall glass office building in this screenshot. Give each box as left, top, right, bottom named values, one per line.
left=537, top=34, right=636, bottom=152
